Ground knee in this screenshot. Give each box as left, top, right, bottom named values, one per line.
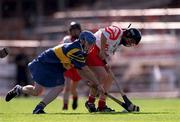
left=101, top=75, right=111, bottom=83
left=71, top=88, right=77, bottom=94
left=33, top=88, right=43, bottom=96
left=64, top=86, right=70, bottom=92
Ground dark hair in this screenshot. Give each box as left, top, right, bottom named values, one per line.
left=69, top=21, right=81, bottom=31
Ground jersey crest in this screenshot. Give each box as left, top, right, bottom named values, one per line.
left=105, top=26, right=121, bottom=40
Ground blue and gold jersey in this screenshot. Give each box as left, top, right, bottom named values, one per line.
left=37, top=40, right=86, bottom=70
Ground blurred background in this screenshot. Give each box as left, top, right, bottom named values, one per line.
left=0, top=0, right=180, bottom=98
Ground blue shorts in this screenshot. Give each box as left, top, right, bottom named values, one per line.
left=28, top=59, right=66, bottom=87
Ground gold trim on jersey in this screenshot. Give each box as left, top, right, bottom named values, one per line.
left=67, top=49, right=85, bottom=63
left=53, top=45, right=72, bottom=69
left=53, top=45, right=85, bottom=69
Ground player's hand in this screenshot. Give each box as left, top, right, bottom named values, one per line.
left=105, top=63, right=111, bottom=72
left=0, top=48, right=9, bottom=58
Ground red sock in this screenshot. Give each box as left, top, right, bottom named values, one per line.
left=64, top=103, right=68, bottom=107
left=88, top=95, right=96, bottom=103
left=98, top=99, right=106, bottom=110
left=63, top=103, right=68, bottom=110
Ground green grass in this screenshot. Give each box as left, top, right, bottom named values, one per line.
left=0, top=96, right=180, bottom=122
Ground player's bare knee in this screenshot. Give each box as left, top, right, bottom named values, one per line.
left=64, top=87, right=70, bottom=92
left=100, top=74, right=110, bottom=83
left=33, top=89, right=43, bottom=96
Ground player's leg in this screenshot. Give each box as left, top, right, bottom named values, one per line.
left=85, top=45, right=106, bottom=112
left=21, top=83, right=44, bottom=96
left=89, top=66, right=114, bottom=112
left=85, top=66, right=109, bottom=112
left=83, top=69, right=99, bottom=112
left=33, top=85, right=64, bottom=114
left=62, top=77, right=71, bottom=110
left=78, top=73, right=97, bottom=112
left=5, top=82, right=44, bottom=102
left=69, top=68, right=81, bottom=110
left=71, top=80, right=78, bottom=110
left=85, top=87, right=97, bottom=112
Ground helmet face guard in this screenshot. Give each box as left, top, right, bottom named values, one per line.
left=121, top=37, right=137, bottom=47
left=122, top=28, right=141, bottom=47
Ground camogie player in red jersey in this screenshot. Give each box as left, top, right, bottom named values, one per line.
left=85, top=25, right=142, bottom=112
left=62, top=22, right=82, bottom=110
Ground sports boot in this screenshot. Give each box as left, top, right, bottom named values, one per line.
left=72, top=97, right=78, bottom=110
left=62, top=103, right=68, bottom=110
left=5, top=85, right=22, bottom=102
left=85, top=101, right=97, bottom=112
left=97, top=105, right=115, bottom=112
left=33, top=105, right=46, bottom=114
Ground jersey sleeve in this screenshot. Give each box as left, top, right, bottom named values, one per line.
left=102, top=26, right=122, bottom=41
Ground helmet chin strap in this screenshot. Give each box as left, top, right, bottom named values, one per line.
left=80, top=41, right=88, bottom=53
left=81, top=40, right=94, bottom=54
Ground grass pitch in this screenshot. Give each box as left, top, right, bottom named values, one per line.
left=0, top=97, right=180, bottom=122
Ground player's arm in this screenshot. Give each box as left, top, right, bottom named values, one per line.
left=99, top=33, right=107, bottom=60
left=70, top=53, right=101, bottom=86
left=69, top=50, right=104, bottom=92
left=77, top=66, right=104, bottom=93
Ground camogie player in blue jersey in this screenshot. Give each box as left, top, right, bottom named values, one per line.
left=5, top=31, right=104, bottom=114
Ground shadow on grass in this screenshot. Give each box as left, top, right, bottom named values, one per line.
left=88, top=111, right=173, bottom=115
left=0, top=112, right=173, bottom=115
left=133, top=112, right=173, bottom=115
left=0, top=112, right=92, bottom=115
